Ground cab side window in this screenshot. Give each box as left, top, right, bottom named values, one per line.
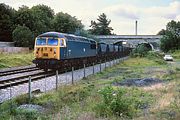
left=60, top=39, right=64, bottom=46
left=60, top=39, right=67, bottom=47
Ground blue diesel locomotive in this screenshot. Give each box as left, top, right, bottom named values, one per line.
left=33, top=32, right=130, bottom=70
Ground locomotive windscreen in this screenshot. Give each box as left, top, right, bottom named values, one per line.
left=36, top=38, right=46, bottom=45
left=48, top=38, right=58, bottom=46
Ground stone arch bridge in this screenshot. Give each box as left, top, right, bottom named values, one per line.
left=95, top=35, right=163, bottom=51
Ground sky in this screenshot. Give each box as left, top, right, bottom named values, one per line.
left=1, top=0, right=180, bottom=35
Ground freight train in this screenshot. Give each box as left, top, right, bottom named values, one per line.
left=33, top=32, right=131, bottom=71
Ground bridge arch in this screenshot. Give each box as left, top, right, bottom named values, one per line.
left=96, top=35, right=162, bottom=51
left=136, top=43, right=153, bottom=51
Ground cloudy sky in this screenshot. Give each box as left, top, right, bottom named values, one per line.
left=2, top=0, right=180, bottom=35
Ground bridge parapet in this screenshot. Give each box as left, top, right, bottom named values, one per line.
left=95, top=35, right=162, bottom=50
left=96, top=35, right=162, bottom=39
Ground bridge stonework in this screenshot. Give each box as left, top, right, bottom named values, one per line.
left=95, top=35, right=163, bottom=51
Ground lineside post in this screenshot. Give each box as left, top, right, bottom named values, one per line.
left=44, top=75, right=46, bottom=93
left=105, top=59, right=106, bottom=69
left=9, top=82, right=12, bottom=112
left=56, top=70, right=58, bottom=91
left=93, top=62, right=95, bottom=74
left=65, top=69, right=68, bottom=85
left=113, top=58, right=115, bottom=66
left=28, top=76, right=32, bottom=103
left=72, top=67, right=74, bottom=85
left=83, top=64, right=86, bottom=78
left=100, top=61, right=102, bottom=72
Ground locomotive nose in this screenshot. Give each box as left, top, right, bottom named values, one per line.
left=35, top=47, right=57, bottom=59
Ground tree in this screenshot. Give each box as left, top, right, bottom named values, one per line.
left=31, top=4, right=55, bottom=36
left=157, top=29, right=166, bottom=35
left=12, top=25, right=33, bottom=49
left=14, top=5, right=35, bottom=31
left=52, top=12, right=83, bottom=33
left=159, top=20, right=180, bottom=52
left=89, top=13, right=113, bottom=35
left=74, top=29, right=99, bottom=41
left=0, top=3, right=16, bottom=42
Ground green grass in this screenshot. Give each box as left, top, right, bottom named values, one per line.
left=0, top=52, right=179, bottom=119
left=172, top=50, right=180, bottom=60
left=0, top=52, right=34, bottom=69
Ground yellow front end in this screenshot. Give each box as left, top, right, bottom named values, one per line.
left=34, top=38, right=60, bottom=60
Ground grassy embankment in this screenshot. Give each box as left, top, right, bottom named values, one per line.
left=0, top=51, right=180, bottom=120
left=0, top=52, right=34, bottom=69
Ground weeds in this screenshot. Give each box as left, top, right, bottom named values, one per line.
left=95, top=86, right=153, bottom=118
left=13, top=109, right=39, bottom=120
left=0, top=52, right=34, bottom=69
left=0, top=52, right=179, bottom=120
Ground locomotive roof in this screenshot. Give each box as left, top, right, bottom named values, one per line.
left=37, top=32, right=96, bottom=43
left=38, top=32, right=67, bottom=38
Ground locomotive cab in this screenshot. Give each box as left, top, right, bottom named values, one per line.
left=34, top=37, right=66, bottom=60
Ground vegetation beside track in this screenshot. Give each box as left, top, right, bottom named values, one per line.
left=0, top=52, right=34, bottom=69
left=171, top=50, right=180, bottom=60
left=0, top=51, right=180, bottom=119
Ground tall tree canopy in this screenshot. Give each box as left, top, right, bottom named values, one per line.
left=0, top=3, right=15, bottom=42
left=89, top=13, right=113, bottom=35
left=13, top=4, right=55, bottom=48
left=159, top=20, right=180, bottom=52
left=15, top=6, right=34, bottom=31
left=157, top=29, right=166, bottom=35
left=31, top=4, right=55, bottom=35
left=0, top=3, right=86, bottom=48
left=52, top=12, right=83, bottom=33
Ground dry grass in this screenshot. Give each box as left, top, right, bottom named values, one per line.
left=151, top=82, right=175, bottom=110
left=142, top=83, right=165, bottom=91
left=1, top=57, right=179, bottom=120
left=0, top=52, right=34, bottom=69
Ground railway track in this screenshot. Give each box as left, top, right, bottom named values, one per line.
left=0, top=65, right=68, bottom=89
left=0, top=57, right=126, bottom=90
left=0, top=66, right=39, bottom=77
left=0, top=70, right=56, bottom=89
left=0, top=61, right=107, bottom=90
left=0, top=65, right=54, bottom=89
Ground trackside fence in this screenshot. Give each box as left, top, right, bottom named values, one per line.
left=0, top=57, right=129, bottom=117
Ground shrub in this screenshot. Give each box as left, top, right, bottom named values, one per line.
left=95, top=86, right=153, bottom=118
left=12, top=25, right=34, bottom=49
left=172, top=50, right=180, bottom=59
left=14, top=109, right=39, bottom=120
left=131, top=44, right=152, bottom=57
left=146, top=51, right=166, bottom=65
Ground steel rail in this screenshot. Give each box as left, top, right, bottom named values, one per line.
left=0, top=67, right=39, bottom=77
left=0, top=71, right=55, bottom=89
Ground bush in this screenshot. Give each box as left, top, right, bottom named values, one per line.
left=131, top=44, right=152, bottom=57
left=14, top=109, right=39, bottom=120
left=12, top=25, right=34, bottom=49
left=172, top=50, right=180, bottom=59
left=95, top=86, right=153, bottom=118
left=146, top=51, right=166, bottom=65
left=131, top=49, right=167, bottom=65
